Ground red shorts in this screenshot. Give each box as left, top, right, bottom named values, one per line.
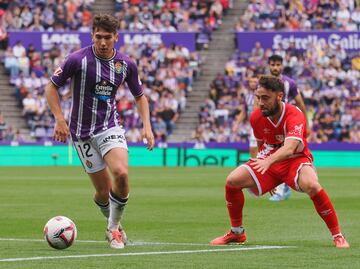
left=242, top=156, right=313, bottom=196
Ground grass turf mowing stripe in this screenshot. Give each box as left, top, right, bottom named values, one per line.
left=0, top=246, right=294, bottom=262
left=0, top=238, right=289, bottom=247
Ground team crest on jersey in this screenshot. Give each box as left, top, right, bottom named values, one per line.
left=53, top=67, right=63, bottom=77
left=114, top=61, right=124, bottom=74
left=85, top=160, right=93, bottom=168
left=289, top=124, right=303, bottom=136
left=275, top=135, right=284, bottom=142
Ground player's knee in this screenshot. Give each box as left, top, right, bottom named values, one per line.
left=304, top=181, right=322, bottom=196
left=112, top=169, right=128, bottom=183
left=226, top=174, right=240, bottom=187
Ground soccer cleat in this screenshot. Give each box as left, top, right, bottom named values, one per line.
left=333, top=235, right=350, bottom=248
left=210, top=230, right=246, bottom=245
left=269, top=185, right=291, bottom=201
left=119, top=228, right=128, bottom=245
left=117, top=222, right=128, bottom=245
left=106, top=229, right=125, bottom=249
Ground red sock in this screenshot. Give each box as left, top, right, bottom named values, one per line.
left=310, top=189, right=341, bottom=236
left=225, top=184, right=244, bottom=227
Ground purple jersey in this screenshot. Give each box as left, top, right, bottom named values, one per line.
left=280, top=75, right=298, bottom=103
left=51, top=45, right=143, bottom=141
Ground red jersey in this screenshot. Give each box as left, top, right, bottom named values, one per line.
left=250, top=102, right=313, bottom=161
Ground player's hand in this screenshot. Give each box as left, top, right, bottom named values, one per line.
left=142, top=128, right=155, bottom=151
left=250, top=158, right=271, bottom=175
left=53, top=118, right=69, bottom=143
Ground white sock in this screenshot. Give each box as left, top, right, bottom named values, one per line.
left=231, top=226, right=244, bottom=234
left=108, top=191, right=128, bottom=231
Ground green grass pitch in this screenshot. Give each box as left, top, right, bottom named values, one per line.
left=0, top=167, right=359, bottom=269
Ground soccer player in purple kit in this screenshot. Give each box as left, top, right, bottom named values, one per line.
left=45, top=14, right=154, bottom=249
left=267, top=54, right=310, bottom=201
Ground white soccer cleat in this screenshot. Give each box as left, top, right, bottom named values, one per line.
left=269, top=184, right=291, bottom=201
left=119, top=228, right=128, bottom=245
left=106, top=229, right=125, bottom=249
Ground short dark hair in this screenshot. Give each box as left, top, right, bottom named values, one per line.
left=258, top=75, right=284, bottom=93
left=92, top=14, right=119, bottom=33
left=268, top=54, right=283, bottom=64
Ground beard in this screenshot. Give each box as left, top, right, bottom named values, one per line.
left=270, top=70, right=280, bottom=77
left=261, top=101, right=281, bottom=117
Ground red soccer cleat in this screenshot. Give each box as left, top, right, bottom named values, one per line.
left=333, top=235, right=350, bottom=248
left=210, top=230, right=246, bottom=245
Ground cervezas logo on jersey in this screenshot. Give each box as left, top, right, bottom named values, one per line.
left=53, top=67, right=63, bottom=76
left=114, top=61, right=124, bottom=74
left=289, top=124, right=303, bottom=136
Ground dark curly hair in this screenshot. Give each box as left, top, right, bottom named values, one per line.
left=92, top=14, right=119, bottom=34
left=258, top=75, right=284, bottom=93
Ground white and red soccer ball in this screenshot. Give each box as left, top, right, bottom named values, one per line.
left=43, top=216, right=77, bottom=250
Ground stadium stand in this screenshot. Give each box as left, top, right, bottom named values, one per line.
left=114, top=0, right=229, bottom=49
left=3, top=0, right=94, bottom=31
left=196, top=1, right=360, bottom=143
left=236, top=0, right=360, bottom=31
left=0, top=0, right=231, bottom=143
left=1, top=1, right=359, bottom=144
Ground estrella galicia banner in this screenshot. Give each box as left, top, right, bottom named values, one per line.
left=236, top=31, right=360, bottom=52
left=8, top=31, right=196, bottom=51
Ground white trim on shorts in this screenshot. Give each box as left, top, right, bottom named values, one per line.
left=241, top=164, right=263, bottom=197
left=293, top=162, right=313, bottom=192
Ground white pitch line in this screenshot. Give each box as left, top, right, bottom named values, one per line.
left=0, top=238, right=223, bottom=247
left=0, top=246, right=294, bottom=262
left=0, top=238, right=102, bottom=243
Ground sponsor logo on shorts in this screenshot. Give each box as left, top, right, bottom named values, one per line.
left=86, top=160, right=93, bottom=168
left=102, top=134, right=125, bottom=143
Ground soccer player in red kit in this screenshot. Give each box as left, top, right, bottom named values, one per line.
left=210, top=75, right=349, bottom=248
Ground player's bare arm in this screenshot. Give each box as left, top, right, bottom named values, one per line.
left=256, top=140, right=263, bottom=150
left=294, top=94, right=311, bottom=137
left=44, top=81, right=69, bottom=143
left=135, top=95, right=154, bottom=150
left=251, top=138, right=300, bottom=174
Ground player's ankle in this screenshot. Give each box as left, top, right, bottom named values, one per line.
left=231, top=226, right=244, bottom=234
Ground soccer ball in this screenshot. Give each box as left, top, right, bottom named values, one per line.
left=43, top=216, right=77, bottom=250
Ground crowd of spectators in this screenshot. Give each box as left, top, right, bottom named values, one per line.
left=1, top=38, right=200, bottom=143
left=117, top=42, right=200, bottom=143
left=0, top=0, right=94, bottom=32
left=0, top=0, right=209, bottom=143
left=236, top=0, right=360, bottom=31
left=195, top=42, right=360, bottom=144
left=193, top=0, right=360, bottom=145
left=1, top=1, right=360, bottom=145
left=114, top=0, right=230, bottom=48
left=0, top=111, right=24, bottom=142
